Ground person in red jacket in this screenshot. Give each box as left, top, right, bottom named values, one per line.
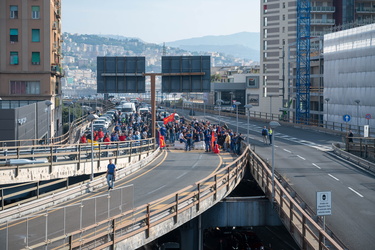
left=119, top=133, right=126, bottom=141
left=80, top=134, right=87, bottom=143
left=98, top=128, right=104, bottom=142
left=93, top=131, right=99, bottom=142
left=103, top=134, right=111, bottom=145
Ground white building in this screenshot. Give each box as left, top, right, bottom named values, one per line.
left=324, top=23, right=375, bottom=131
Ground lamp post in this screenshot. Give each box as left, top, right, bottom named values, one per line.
left=95, top=94, right=98, bottom=113
left=234, top=101, right=241, bottom=133
left=325, top=98, right=330, bottom=128
left=354, top=99, right=360, bottom=134
left=45, top=100, right=53, bottom=144
left=229, top=92, right=234, bottom=114
left=244, top=104, right=253, bottom=145
left=68, top=102, right=73, bottom=130
left=203, top=98, right=208, bottom=119
left=216, top=99, right=223, bottom=126
left=269, top=120, right=280, bottom=203
left=173, top=93, right=177, bottom=109
left=88, top=114, right=99, bottom=181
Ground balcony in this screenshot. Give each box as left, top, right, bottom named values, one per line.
left=356, top=7, right=375, bottom=13
left=311, top=19, right=335, bottom=25
left=51, top=64, right=64, bottom=77
left=311, top=6, right=335, bottom=13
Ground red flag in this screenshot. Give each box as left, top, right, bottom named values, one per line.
left=163, top=113, right=176, bottom=124
left=159, top=135, right=166, bottom=148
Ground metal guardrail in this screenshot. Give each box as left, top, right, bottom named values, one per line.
left=333, top=142, right=375, bottom=174
left=248, top=147, right=345, bottom=250
left=0, top=138, right=156, bottom=210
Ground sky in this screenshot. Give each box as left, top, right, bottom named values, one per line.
left=62, top=0, right=260, bottom=44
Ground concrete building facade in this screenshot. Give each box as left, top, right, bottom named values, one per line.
left=0, top=0, right=63, bottom=140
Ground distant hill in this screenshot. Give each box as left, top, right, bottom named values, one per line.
left=166, top=32, right=260, bottom=61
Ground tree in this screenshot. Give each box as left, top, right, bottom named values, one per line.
left=211, top=74, right=221, bottom=82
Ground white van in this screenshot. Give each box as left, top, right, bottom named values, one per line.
left=118, top=102, right=136, bottom=116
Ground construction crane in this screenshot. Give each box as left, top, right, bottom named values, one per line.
left=296, top=0, right=311, bottom=123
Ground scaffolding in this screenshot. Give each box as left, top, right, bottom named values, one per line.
left=296, top=0, right=311, bottom=123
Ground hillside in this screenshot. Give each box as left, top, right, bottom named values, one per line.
left=166, top=32, right=260, bottom=61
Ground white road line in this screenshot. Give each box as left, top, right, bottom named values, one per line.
left=192, top=162, right=198, bottom=169
left=348, top=187, right=364, bottom=198
left=312, top=163, right=321, bottom=169
left=328, top=174, right=339, bottom=181
left=297, top=155, right=305, bottom=160
left=283, top=149, right=292, bottom=153
left=147, top=185, right=166, bottom=195
left=176, top=172, right=187, bottom=179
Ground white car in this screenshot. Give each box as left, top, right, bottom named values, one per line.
left=92, top=119, right=109, bottom=128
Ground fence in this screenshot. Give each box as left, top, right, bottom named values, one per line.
left=0, top=185, right=134, bottom=250
left=0, top=138, right=155, bottom=210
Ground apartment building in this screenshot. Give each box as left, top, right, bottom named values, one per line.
left=259, top=0, right=375, bottom=123
left=0, top=0, right=63, bottom=140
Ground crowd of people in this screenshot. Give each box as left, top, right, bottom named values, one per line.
left=81, top=110, right=152, bottom=144
left=158, top=117, right=245, bottom=155
left=80, top=107, right=250, bottom=155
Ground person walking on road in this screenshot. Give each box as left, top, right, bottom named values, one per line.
left=261, top=126, right=268, bottom=144
left=106, top=159, right=116, bottom=190
left=268, top=127, right=273, bottom=145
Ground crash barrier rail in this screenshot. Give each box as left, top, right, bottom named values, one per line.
left=344, top=136, right=375, bottom=163
left=3, top=144, right=250, bottom=249
left=181, top=102, right=374, bottom=138
left=0, top=138, right=156, bottom=211
left=1, top=185, right=135, bottom=250
left=248, top=146, right=346, bottom=250
left=333, top=142, right=375, bottom=174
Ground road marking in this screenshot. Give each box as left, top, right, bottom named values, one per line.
left=192, top=162, right=198, bottom=168
left=312, top=163, right=321, bottom=169
left=176, top=172, right=187, bottom=179
left=283, top=149, right=292, bottom=153
left=328, top=174, right=339, bottom=181
left=348, top=187, right=364, bottom=197
left=297, top=155, right=305, bottom=160
left=147, top=185, right=166, bottom=195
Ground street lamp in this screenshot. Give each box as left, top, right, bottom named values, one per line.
left=216, top=99, right=224, bottom=126
left=325, top=98, right=330, bottom=128
left=45, top=100, right=53, bottom=144
left=229, top=92, right=234, bottom=114
left=68, top=102, right=73, bottom=131
left=354, top=99, right=360, bottom=134
left=203, top=98, right=208, bottom=119
left=244, top=104, right=253, bottom=145
left=234, top=101, right=241, bottom=133
left=88, top=114, right=99, bottom=181
left=269, top=120, right=280, bottom=204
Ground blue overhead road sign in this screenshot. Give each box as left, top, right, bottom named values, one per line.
left=343, top=114, right=351, bottom=122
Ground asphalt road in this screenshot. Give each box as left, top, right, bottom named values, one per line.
left=205, top=112, right=375, bottom=250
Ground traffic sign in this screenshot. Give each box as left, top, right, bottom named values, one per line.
left=316, top=191, right=332, bottom=216
left=365, top=114, right=371, bottom=120
left=343, top=114, right=351, bottom=123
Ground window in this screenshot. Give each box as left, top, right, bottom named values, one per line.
left=32, top=6, right=40, bottom=19
left=31, top=52, right=41, bottom=65
left=10, top=81, right=40, bottom=95
left=283, top=2, right=285, bottom=8
left=10, top=52, right=19, bottom=65
left=32, top=29, right=40, bottom=42
left=10, top=29, right=18, bottom=42
left=10, top=5, right=18, bottom=19
left=283, top=15, right=285, bottom=20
